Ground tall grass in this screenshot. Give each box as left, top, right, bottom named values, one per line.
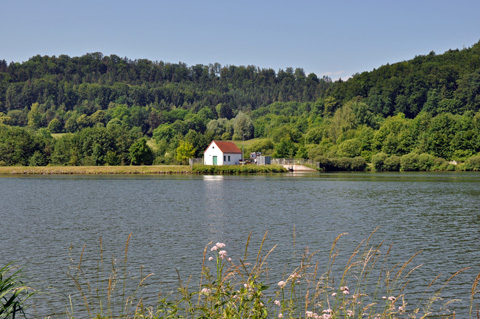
left=56, top=230, right=480, bottom=319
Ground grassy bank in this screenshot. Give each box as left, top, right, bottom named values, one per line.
left=0, top=165, right=191, bottom=175
left=192, top=164, right=287, bottom=174
left=0, top=164, right=288, bottom=175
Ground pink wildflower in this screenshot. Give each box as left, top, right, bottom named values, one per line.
left=274, top=300, right=281, bottom=306
left=278, top=313, right=284, bottom=318
left=388, top=296, right=396, bottom=301
left=219, top=250, right=227, bottom=259
left=215, top=242, right=226, bottom=249
left=201, top=288, right=211, bottom=295
left=347, top=310, right=354, bottom=317
left=208, top=256, right=213, bottom=261
left=211, top=246, right=218, bottom=251
left=331, top=292, right=337, bottom=297
left=278, top=281, right=286, bottom=288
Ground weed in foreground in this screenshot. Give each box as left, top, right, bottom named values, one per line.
left=0, top=262, right=34, bottom=318
left=62, top=230, right=479, bottom=318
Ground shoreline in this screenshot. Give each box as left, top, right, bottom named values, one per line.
left=0, top=164, right=289, bottom=175
left=0, top=165, right=192, bottom=175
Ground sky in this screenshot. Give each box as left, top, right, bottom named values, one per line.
left=1, top=0, right=480, bottom=80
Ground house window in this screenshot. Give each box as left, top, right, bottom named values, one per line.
left=228, top=156, right=231, bottom=161
left=224, top=155, right=226, bottom=162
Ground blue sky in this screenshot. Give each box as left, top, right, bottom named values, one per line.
left=2, top=0, right=479, bottom=80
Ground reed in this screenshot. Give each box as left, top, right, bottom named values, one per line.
left=0, top=262, right=34, bottom=318
left=8, top=231, right=480, bottom=318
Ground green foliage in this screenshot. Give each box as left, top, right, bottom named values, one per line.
left=129, top=138, right=154, bottom=165
left=176, top=140, right=195, bottom=164
left=3, top=45, right=480, bottom=167
left=400, top=153, right=420, bottom=171
left=47, top=118, right=63, bottom=133
left=417, top=153, right=435, bottom=171
left=315, top=155, right=367, bottom=171
left=273, top=137, right=297, bottom=158
left=337, top=138, right=362, bottom=157
left=383, top=155, right=401, bottom=171
left=1, top=263, right=34, bottom=318
left=27, top=103, right=43, bottom=129
left=192, top=164, right=287, bottom=174
left=371, top=152, right=388, bottom=171
left=0, top=125, right=42, bottom=166
left=465, top=155, right=480, bottom=170
left=233, top=112, right=254, bottom=139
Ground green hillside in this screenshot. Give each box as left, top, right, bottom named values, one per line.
left=1, top=40, right=480, bottom=170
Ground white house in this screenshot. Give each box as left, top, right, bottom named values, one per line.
left=204, top=141, right=242, bottom=165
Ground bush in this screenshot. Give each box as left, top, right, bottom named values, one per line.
left=315, top=156, right=334, bottom=171
left=315, top=156, right=366, bottom=172
left=417, top=153, right=435, bottom=171
left=432, top=157, right=449, bottom=170
left=384, top=155, right=401, bottom=171
left=350, top=156, right=367, bottom=171
left=465, top=155, right=480, bottom=171
left=47, top=118, right=63, bottom=133
left=371, top=152, right=388, bottom=171
left=400, top=153, right=419, bottom=171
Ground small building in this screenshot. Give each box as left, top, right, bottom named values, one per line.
left=204, top=141, right=242, bottom=165
left=257, top=156, right=271, bottom=166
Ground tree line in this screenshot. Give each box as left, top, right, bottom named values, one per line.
left=1, top=40, right=480, bottom=169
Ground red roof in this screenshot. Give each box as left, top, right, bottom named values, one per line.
left=205, top=141, right=242, bottom=154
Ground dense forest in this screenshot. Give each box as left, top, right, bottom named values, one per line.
left=1, top=40, right=480, bottom=170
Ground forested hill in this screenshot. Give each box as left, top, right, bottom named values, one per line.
left=1, top=41, right=480, bottom=169
left=329, top=40, right=480, bottom=118
left=0, top=53, right=330, bottom=117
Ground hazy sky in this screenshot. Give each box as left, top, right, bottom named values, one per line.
left=2, top=0, right=479, bottom=80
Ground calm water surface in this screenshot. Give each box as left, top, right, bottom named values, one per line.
left=1, top=172, right=479, bottom=317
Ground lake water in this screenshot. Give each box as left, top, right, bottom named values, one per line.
left=1, top=172, right=479, bottom=317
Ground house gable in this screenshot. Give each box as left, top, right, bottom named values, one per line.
left=204, top=141, right=242, bottom=165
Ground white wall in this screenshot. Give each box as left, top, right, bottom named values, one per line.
left=223, top=153, right=242, bottom=165
left=204, top=142, right=224, bottom=165
left=204, top=142, right=242, bottom=165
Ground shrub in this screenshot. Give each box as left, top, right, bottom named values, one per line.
left=400, top=153, right=419, bottom=171
left=315, top=156, right=366, bottom=172
left=47, top=118, right=63, bottom=133
left=350, top=156, right=367, bottom=171
left=417, top=153, right=435, bottom=171
left=384, top=155, right=401, bottom=171
left=371, top=152, right=388, bottom=171
left=465, top=155, right=480, bottom=171
left=433, top=157, right=449, bottom=170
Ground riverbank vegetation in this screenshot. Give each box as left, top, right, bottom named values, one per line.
left=1, top=41, right=480, bottom=170
left=192, top=164, right=287, bottom=174
left=6, top=231, right=480, bottom=318
left=0, top=164, right=189, bottom=175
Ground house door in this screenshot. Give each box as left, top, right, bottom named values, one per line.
left=213, top=156, right=217, bottom=165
